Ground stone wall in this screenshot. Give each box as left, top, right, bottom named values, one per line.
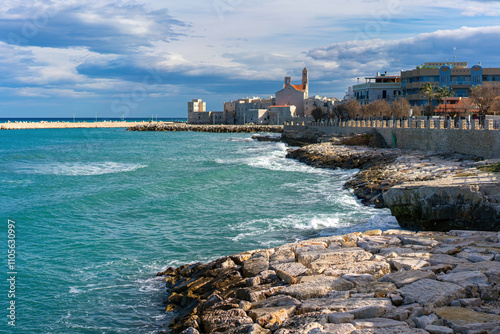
left=284, top=120, right=500, bottom=159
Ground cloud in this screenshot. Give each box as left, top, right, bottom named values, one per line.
left=0, top=1, right=187, bottom=53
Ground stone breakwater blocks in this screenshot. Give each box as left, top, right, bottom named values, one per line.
left=322, top=261, right=391, bottom=278
left=398, top=279, right=466, bottom=307
left=298, top=298, right=392, bottom=315
left=437, top=270, right=488, bottom=289
left=297, top=247, right=372, bottom=268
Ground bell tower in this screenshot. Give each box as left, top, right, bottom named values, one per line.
left=302, top=67, right=309, bottom=97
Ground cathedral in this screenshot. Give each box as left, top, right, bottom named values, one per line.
left=275, top=67, right=309, bottom=117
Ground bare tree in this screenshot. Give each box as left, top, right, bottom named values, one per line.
left=391, top=98, right=411, bottom=118
left=469, top=85, right=500, bottom=115
left=337, top=99, right=361, bottom=119
left=362, top=100, right=391, bottom=119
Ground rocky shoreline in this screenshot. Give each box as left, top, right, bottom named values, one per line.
left=285, top=137, right=500, bottom=231
left=127, top=123, right=283, bottom=133
left=158, top=229, right=500, bottom=334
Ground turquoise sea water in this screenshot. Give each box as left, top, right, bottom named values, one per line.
left=1, top=128, right=397, bottom=333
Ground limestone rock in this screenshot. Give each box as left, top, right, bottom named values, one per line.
left=328, top=312, right=355, bottom=324
left=319, top=323, right=356, bottom=334
left=201, top=308, right=254, bottom=333
left=380, top=270, right=436, bottom=288
left=390, top=258, right=429, bottom=271
left=323, top=261, right=391, bottom=278
left=399, top=279, right=466, bottom=307
left=273, top=262, right=308, bottom=278
left=298, top=247, right=372, bottom=267
left=437, top=270, right=488, bottom=288
left=227, top=323, right=271, bottom=334
left=242, top=253, right=270, bottom=278
left=278, top=277, right=353, bottom=300
left=248, top=305, right=297, bottom=328
left=435, top=306, right=500, bottom=333
left=424, top=325, right=453, bottom=334
left=298, top=298, right=392, bottom=315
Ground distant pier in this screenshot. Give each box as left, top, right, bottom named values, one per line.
left=127, top=122, right=283, bottom=133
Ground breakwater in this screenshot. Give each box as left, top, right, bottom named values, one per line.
left=159, top=229, right=500, bottom=334
left=127, top=123, right=283, bottom=133
left=0, top=120, right=147, bottom=130
left=286, top=138, right=500, bottom=232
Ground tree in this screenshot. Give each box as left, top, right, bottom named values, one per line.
left=336, top=99, right=361, bottom=119
left=361, top=100, right=391, bottom=119
left=391, top=98, right=411, bottom=118
left=420, top=82, right=438, bottom=115
left=469, top=85, right=500, bottom=115
left=311, top=107, right=324, bottom=121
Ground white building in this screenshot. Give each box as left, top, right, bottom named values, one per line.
left=188, top=99, right=206, bottom=113
left=351, top=73, right=402, bottom=105
left=304, top=96, right=337, bottom=117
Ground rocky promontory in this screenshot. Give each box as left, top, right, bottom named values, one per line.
left=285, top=138, right=500, bottom=232
left=158, top=229, right=500, bottom=334
left=127, top=123, right=283, bottom=133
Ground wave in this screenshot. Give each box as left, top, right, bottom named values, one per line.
left=17, top=162, right=147, bottom=176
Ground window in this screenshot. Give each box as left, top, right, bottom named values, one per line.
left=382, top=90, right=387, bottom=99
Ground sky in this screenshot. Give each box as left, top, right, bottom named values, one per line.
left=1, top=0, right=500, bottom=118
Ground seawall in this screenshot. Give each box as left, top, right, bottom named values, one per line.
left=284, top=119, right=500, bottom=159
left=127, top=123, right=283, bottom=133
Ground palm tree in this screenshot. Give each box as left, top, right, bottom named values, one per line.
left=436, top=86, right=454, bottom=115
left=420, top=83, right=438, bottom=115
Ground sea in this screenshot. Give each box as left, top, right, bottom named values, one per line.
left=1, top=124, right=398, bottom=333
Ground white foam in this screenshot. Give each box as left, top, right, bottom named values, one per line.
left=20, top=162, right=147, bottom=176
left=69, top=287, right=84, bottom=294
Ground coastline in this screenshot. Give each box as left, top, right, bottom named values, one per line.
left=159, top=229, right=500, bottom=334
left=286, top=139, right=500, bottom=232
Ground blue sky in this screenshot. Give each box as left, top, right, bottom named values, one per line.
left=1, top=0, right=500, bottom=118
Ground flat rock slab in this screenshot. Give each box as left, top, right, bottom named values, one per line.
left=390, top=258, right=429, bottom=270
left=399, top=279, right=466, bottom=307
left=435, top=306, right=500, bottom=333
left=320, top=323, right=356, bottom=334
left=272, top=262, right=308, bottom=277
left=279, top=277, right=353, bottom=300
left=437, top=270, right=488, bottom=288
left=248, top=305, right=297, bottom=328
left=323, top=261, right=391, bottom=278
left=428, top=253, right=470, bottom=266
left=400, top=236, right=440, bottom=247
left=380, top=270, right=436, bottom=288
left=298, top=298, right=392, bottom=314
left=298, top=247, right=372, bottom=267
left=251, top=295, right=302, bottom=309
left=352, top=317, right=410, bottom=329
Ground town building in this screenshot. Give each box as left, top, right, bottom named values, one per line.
left=304, top=96, right=337, bottom=117
left=350, top=73, right=402, bottom=105
left=275, top=68, right=309, bottom=116
left=401, top=62, right=500, bottom=106
left=188, top=99, right=206, bottom=113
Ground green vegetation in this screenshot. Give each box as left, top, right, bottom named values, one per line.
left=477, top=163, right=500, bottom=173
